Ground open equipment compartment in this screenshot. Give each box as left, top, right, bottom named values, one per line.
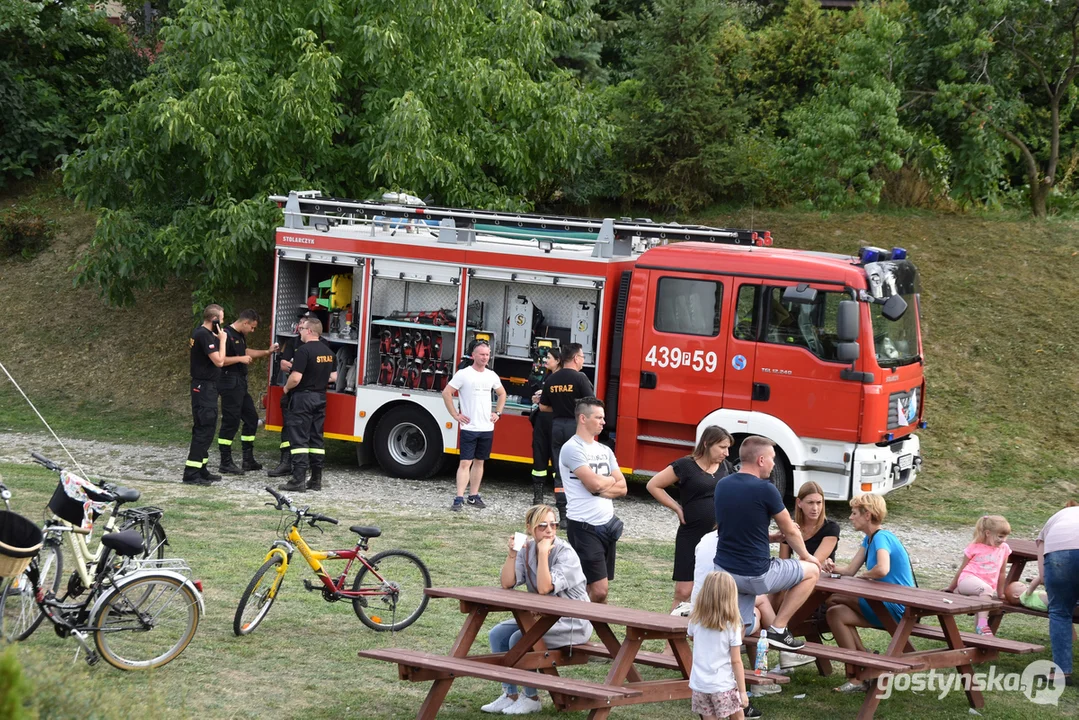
left=365, top=259, right=460, bottom=394
left=465, top=275, right=601, bottom=411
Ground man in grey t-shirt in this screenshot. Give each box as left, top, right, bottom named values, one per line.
left=558, top=397, right=626, bottom=603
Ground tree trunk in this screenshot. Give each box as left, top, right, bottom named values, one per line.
left=1030, top=179, right=1050, bottom=219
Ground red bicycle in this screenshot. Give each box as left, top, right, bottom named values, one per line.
left=233, top=487, right=431, bottom=635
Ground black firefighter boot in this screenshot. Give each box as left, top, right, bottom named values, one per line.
left=278, top=463, right=306, bottom=493
left=306, top=466, right=323, bottom=492
left=218, top=445, right=244, bottom=475
left=241, top=441, right=263, bottom=472
left=266, top=447, right=292, bottom=477
left=531, top=475, right=545, bottom=506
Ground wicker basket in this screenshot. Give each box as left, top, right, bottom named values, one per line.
left=0, top=510, right=44, bottom=578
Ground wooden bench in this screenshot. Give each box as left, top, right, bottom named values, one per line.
left=359, top=648, right=641, bottom=705
left=569, top=641, right=790, bottom=686
left=790, top=639, right=928, bottom=679
left=909, top=624, right=1044, bottom=654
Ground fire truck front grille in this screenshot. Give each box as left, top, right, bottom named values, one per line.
left=887, top=387, right=921, bottom=430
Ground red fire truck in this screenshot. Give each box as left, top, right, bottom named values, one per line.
left=264, top=191, right=925, bottom=501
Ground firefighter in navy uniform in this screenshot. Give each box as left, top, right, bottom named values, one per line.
left=267, top=309, right=312, bottom=478
left=216, top=309, right=279, bottom=475
left=279, top=317, right=337, bottom=492
left=184, top=304, right=227, bottom=486
left=540, top=342, right=594, bottom=528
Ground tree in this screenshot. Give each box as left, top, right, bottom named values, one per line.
left=63, top=0, right=611, bottom=307
left=0, top=0, right=144, bottom=186
left=906, top=0, right=1079, bottom=217
left=785, top=5, right=911, bottom=208
left=606, top=0, right=783, bottom=211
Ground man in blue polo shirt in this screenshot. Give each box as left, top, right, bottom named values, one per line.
left=713, top=436, right=821, bottom=650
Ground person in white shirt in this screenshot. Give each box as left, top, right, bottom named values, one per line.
left=442, top=341, right=506, bottom=511
left=558, top=397, right=626, bottom=603
left=688, top=571, right=750, bottom=719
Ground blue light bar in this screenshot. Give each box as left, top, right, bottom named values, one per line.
left=859, top=246, right=882, bottom=263
left=919, top=421, right=928, bottom=429
left=891, top=247, right=907, bottom=260
left=884, top=432, right=895, bottom=441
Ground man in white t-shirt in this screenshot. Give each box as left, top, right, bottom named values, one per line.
left=442, top=341, right=506, bottom=511
left=558, top=397, right=626, bottom=603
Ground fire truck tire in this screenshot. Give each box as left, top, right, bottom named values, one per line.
left=372, top=406, right=445, bottom=480
left=731, top=436, right=791, bottom=502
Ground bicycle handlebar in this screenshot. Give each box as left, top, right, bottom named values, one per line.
left=31, top=452, right=61, bottom=471
left=308, top=512, right=339, bottom=525
left=263, top=487, right=337, bottom=524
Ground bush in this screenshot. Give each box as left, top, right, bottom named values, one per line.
left=0, top=206, right=56, bottom=260
left=0, top=645, right=30, bottom=720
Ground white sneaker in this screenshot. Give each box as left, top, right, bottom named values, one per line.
left=502, top=695, right=542, bottom=715
left=671, top=601, right=692, bottom=617
left=481, top=693, right=516, bottom=713
left=752, top=682, right=782, bottom=695
left=779, top=651, right=815, bottom=669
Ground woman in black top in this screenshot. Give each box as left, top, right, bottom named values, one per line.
left=779, top=481, right=840, bottom=563
left=646, top=426, right=734, bottom=610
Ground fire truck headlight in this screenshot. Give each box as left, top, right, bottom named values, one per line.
left=860, top=462, right=883, bottom=478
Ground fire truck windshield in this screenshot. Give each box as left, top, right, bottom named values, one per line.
left=864, top=260, right=921, bottom=368
left=871, top=294, right=920, bottom=367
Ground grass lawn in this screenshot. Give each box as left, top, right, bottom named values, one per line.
left=3, top=462, right=1076, bottom=719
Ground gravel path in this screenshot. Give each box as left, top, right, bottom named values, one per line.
left=0, top=431, right=969, bottom=585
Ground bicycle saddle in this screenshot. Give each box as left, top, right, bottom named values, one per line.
left=101, top=529, right=146, bottom=557
left=112, top=486, right=141, bottom=504
left=349, top=525, right=382, bottom=538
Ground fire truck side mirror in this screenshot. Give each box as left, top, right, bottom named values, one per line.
left=836, top=342, right=860, bottom=362
left=881, top=294, right=908, bottom=322
left=836, top=300, right=859, bottom=342
left=782, top=284, right=818, bottom=305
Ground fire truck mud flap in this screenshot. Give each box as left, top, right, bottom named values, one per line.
left=371, top=405, right=445, bottom=480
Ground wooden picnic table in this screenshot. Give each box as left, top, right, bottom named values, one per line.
left=790, top=575, right=1043, bottom=719
left=359, top=585, right=788, bottom=719
left=990, top=538, right=1079, bottom=629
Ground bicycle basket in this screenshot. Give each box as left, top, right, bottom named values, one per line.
left=0, top=510, right=44, bottom=578
left=47, top=472, right=106, bottom=529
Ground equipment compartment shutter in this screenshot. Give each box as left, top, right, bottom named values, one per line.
left=372, top=259, right=459, bottom=285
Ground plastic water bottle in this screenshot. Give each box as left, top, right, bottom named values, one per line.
left=754, top=631, right=769, bottom=675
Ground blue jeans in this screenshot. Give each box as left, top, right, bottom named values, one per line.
left=489, top=619, right=538, bottom=697
left=1044, top=549, right=1079, bottom=674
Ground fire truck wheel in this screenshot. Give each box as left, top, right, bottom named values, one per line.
left=372, top=406, right=445, bottom=480
left=731, top=436, right=791, bottom=502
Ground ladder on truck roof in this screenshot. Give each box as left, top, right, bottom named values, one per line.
left=270, top=191, right=774, bottom=258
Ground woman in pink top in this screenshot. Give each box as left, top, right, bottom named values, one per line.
left=945, top=515, right=1011, bottom=636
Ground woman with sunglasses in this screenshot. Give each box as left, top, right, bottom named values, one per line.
left=482, top=504, right=593, bottom=715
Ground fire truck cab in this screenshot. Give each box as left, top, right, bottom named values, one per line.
left=266, top=191, right=925, bottom=501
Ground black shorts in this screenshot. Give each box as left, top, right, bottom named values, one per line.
left=566, top=518, right=622, bottom=584
left=459, top=430, right=493, bottom=461
left=673, top=519, right=714, bottom=582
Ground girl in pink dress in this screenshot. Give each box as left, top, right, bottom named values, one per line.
left=946, top=515, right=1012, bottom=635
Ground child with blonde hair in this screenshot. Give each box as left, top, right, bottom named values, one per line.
left=688, top=571, right=750, bottom=720
left=945, top=514, right=1012, bottom=635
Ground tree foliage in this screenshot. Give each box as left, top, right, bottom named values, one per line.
left=906, top=0, right=1079, bottom=217
left=785, top=5, right=911, bottom=208
left=63, top=0, right=611, bottom=307
left=0, top=0, right=143, bottom=186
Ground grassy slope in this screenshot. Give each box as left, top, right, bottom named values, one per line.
left=1, top=180, right=1078, bottom=531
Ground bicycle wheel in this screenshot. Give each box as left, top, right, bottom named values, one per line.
left=233, top=557, right=284, bottom=636
left=351, top=549, right=431, bottom=632
left=119, top=515, right=167, bottom=561
left=93, top=573, right=200, bottom=670
left=0, top=541, right=63, bottom=642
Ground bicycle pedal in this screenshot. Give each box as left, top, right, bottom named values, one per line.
left=85, top=652, right=100, bottom=666
left=303, top=579, right=318, bottom=592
